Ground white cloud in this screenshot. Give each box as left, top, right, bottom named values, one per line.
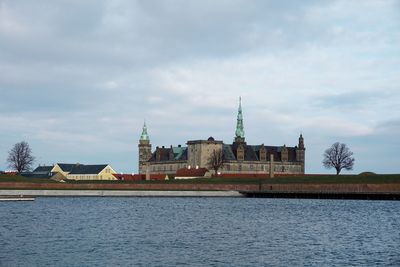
left=0, top=0, right=399, bottom=173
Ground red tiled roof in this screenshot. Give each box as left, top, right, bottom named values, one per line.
left=150, top=174, right=168, bottom=180
left=176, top=168, right=208, bottom=177
left=219, top=173, right=307, bottom=178
left=112, top=173, right=168, bottom=181
left=219, top=173, right=270, bottom=179
left=113, top=174, right=144, bottom=181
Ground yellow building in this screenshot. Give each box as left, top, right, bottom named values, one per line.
left=30, top=163, right=117, bottom=180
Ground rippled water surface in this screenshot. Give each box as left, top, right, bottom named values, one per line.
left=1, top=197, right=400, bottom=266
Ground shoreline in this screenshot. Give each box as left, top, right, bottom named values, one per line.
left=0, top=190, right=243, bottom=197
left=1, top=189, right=399, bottom=200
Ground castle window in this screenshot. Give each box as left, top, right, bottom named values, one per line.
left=237, top=145, right=245, bottom=161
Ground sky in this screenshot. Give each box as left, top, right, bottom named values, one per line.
left=0, top=0, right=399, bottom=174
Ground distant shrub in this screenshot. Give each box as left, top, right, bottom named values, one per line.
left=358, top=172, right=377, bottom=176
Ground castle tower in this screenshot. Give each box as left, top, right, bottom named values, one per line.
left=234, top=97, right=245, bottom=143
left=296, top=134, right=305, bottom=173
left=298, top=134, right=305, bottom=150
left=138, top=121, right=152, bottom=174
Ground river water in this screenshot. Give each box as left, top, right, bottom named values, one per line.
left=1, top=197, right=399, bottom=266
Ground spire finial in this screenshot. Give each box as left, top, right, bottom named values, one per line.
left=235, top=97, right=245, bottom=139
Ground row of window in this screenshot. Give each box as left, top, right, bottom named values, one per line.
left=224, top=164, right=301, bottom=172
left=151, top=164, right=186, bottom=172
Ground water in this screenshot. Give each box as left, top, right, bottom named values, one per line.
left=1, top=197, right=399, bottom=266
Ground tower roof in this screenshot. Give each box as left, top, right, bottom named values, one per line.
left=140, top=121, right=150, bottom=141
left=235, top=96, right=245, bottom=138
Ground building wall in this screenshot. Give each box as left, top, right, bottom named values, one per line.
left=67, top=165, right=117, bottom=180
left=51, top=164, right=69, bottom=178
left=138, top=140, right=152, bottom=174
left=99, top=165, right=117, bottom=180
left=147, top=161, right=187, bottom=175
left=144, top=157, right=304, bottom=175
left=222, top=161, right=303, bottom=174
left=187, top=140, right=223, bottom=169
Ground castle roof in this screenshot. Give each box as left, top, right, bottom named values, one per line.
left=148, top=143, right=298, bottom=163
left=149, top=146, right=188, bottom=162
left=223, top=144, right=298, bottom=162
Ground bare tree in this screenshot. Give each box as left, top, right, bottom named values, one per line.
left=207, top=149, right=224, bottom=176
left=7, top=141, right=35, bottom=173
left=323, top=142, right=355, bottom=175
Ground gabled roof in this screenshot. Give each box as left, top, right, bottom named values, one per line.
left=57, top=163, right=77, bottom=172
left=172, top=146, right=187, bottom=160
left=149, top=146, right=188, bottom=162
left=113, top=173, right=143, bottom=181
left=223, top=144, right=236, bottom=160
left=69, top=164, right=108, bottom=175
left=33, top=166, right=53, bottom=173
left=223, top=144, right=298, bottom=162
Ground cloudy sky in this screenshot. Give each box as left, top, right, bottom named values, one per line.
left=1, top=0, right=399, bottom=174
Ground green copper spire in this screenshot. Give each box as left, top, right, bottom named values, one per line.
left=140, top=121, right=150, bottom=141
left=235, top=97, right=245, bottom=138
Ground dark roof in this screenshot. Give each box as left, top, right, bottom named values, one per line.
left=57, top=163, right=77, bottom=172
left=224, top=144, right=298, bottom=162
left=149, top=146, right=188, bottom=162
left=69, top=164, right=108, bottom=174
left=20, top=172, right=53, bottom=179
left=33, top=166, right=53, bottom=173
left=223, top=144, right=236, bottom=160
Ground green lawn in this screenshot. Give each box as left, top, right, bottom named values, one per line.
left=0, top=174, right=58, bottom=183
left=265, top=174, right=400, bottom=184
left=1, top=173, right=400, bottom=184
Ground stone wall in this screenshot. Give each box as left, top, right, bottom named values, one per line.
left=1, top=182, right=400, bottom=193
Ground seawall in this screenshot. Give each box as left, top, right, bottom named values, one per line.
left=1, top=183, right=400, bottom=199
left=0, top=190, right=243, bottom=197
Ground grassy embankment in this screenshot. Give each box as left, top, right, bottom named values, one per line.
left=0, top=174, right=58, bottom=183
left=1, top=173, right=400, bottom=185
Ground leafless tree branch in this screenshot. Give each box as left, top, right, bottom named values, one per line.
left=207, top=149, right=224, bottom=176
left=323, top=142, right=355, bottom=175
left=7, top=141, right=35, bottom=173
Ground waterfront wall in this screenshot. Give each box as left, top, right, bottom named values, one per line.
left=0, top=182, right=400, bottom=192
left=0, top=190, right=243, bottom=197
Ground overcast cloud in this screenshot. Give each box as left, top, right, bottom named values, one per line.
left=1, top=0, right=399, bottom=174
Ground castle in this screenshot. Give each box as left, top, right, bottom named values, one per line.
left=138, top=98, right=305, bottom=176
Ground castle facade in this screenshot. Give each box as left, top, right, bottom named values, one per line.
left=138, top=98, right=305, bottom=176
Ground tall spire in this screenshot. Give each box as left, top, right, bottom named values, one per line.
left=140, top=121, right=150, bottom=141
left=235, top=96, right=245, bottom=139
